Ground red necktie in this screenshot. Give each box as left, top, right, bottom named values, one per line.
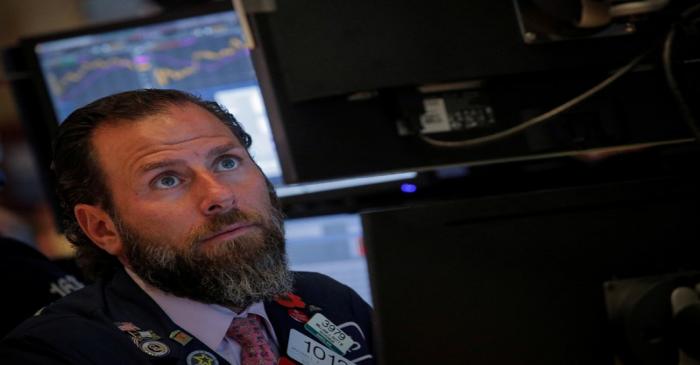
left=226, top=314, right=278, bottom=365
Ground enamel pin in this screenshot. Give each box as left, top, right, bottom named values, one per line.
left=139, top=340, right=170, bottom=357
left=170, top=329, right=193, bottom=346
left=186, top=350, right=219, bottom=365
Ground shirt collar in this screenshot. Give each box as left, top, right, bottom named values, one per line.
left=125, top=268, right=276, bottom=350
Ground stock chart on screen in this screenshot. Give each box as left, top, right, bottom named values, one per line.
left=35, top=11, right=282, bottom=185
left=36, top=12, right=255, bottom=121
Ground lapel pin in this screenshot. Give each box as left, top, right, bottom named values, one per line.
left=115, top=322, right=140, bottom=332
left=275, top=292, right=306, bottom=309
left=186, top=350, right=219, bottom=365
left=170, top=329, right=193, bottom=346
left=139, top=340, right=170, bottom=357
left=288, top=309, right=310, bottom=323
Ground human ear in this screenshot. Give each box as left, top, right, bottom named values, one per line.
left=74, top=203, right=124, bottom=257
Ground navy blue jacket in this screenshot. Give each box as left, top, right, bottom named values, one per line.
left=0, top=236, right=84, bottom=338
left=0, top=269, right=375, bottom=365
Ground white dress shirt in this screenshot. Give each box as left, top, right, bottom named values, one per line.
left=125, top=268, right=279, bottom=365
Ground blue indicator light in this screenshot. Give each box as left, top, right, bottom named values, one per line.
left=400, top=183, right=417, bottom=193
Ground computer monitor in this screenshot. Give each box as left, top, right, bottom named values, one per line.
left=248, top=0, right=696, bottom=183
left=362, top=176, right=700, bottom=365
left=20, top=4, right=416, bottom=197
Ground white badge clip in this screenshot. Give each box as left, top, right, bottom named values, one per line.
left=304, top=313, right=359, bottom=355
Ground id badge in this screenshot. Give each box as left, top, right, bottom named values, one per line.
left=287, top=329, right=356, bottom=365
left=304, top=313, right=357, bottom=355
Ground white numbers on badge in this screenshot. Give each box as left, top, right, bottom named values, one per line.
left=287, top=329, right=356, bottom=365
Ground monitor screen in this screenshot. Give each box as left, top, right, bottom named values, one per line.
left=30, top=9, right=415, bottom=193
left=286, top=213, right=371, bottom=305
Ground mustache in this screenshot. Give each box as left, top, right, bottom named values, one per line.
left=188, top=209, right=263, bottom=244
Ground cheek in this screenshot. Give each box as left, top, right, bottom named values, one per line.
left=119, top=202, right=195, bottom=241
left=240, top=178, right=274, bottom=213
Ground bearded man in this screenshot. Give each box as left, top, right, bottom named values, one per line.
left=0, top=89, right=374, bottom=365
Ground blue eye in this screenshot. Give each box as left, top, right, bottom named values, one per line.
left=154, top=175, right=181, bottom=189
left=216, top=157, right=239, bottom=171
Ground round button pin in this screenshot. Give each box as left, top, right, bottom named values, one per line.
left=139, top=340, right=170, bottom=357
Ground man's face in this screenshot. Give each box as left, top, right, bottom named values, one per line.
left=89, top=102, right=291, bottom=308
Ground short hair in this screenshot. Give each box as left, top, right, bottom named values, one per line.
left=53, top=89, right=252, bottom=280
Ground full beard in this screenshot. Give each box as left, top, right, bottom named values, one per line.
left=116, top=205, right=293, bottom=310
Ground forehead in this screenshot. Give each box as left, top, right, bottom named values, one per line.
left=94, top=103, right=240, bottom=148
left=90, top=103, right=245, bottom=173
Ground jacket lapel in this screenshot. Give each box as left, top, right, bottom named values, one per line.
left=104, top=269, right=232, bottom=365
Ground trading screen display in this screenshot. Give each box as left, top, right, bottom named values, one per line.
left=35, top=11, right=282, bottom=184
left=34, top=10, right=414, bottom=194
left=33, top=11, right=379, bottom=303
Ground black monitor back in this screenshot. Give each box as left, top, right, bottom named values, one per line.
left=362, top=177, right=700, bottom=365
left=249, top=0, right=698, bottom=183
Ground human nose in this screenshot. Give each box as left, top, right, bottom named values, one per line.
left=196, top=172, right=236, bottom=216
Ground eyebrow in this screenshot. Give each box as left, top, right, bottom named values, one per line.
left=137, top=143, right=242, bottom=175
left=206, top=143, right=241, bottom=160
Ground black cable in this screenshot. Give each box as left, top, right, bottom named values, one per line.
left=422, top=3, right=700, bottom=149
left=662, top=4, right=700, bottom=143
left=420, top=48, right=652, bottom=148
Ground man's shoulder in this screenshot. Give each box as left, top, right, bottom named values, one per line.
left=5, top=281, right=114, bottom=343
left=290, top=271, right=372, bottom=317
left=36, top=279, right=104, bottom=317
left=7, top=311, right=111, bottom=342
left=292, top=271, right=358, bottom=289
left=291, top=271, right=358, bottom=298
left=1, top=312, right=136, bottom=364
left=1, top=284, right=147, bottom=364
left=292, top=271, right=346, bottom=287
